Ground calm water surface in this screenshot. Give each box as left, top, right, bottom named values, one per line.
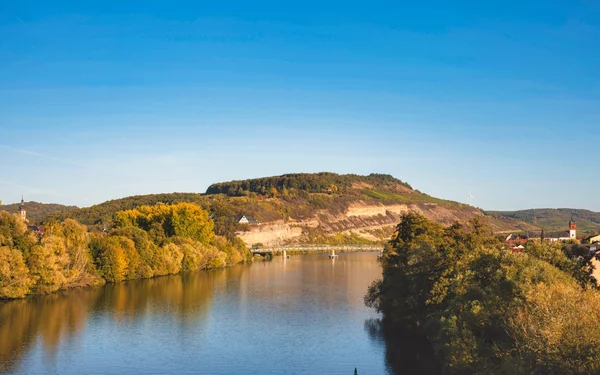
left=1, top=252, right=391, bottom=375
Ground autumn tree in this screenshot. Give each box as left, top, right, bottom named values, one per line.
left=115, top=202, right=214, bottom=245
left=0, top=211, right=37, bottom=254
left=0, top=246, right=33, bottom=298
left=110, top=227, right=156, bottom=278
left=93, top=236, right=131, bottom=283
left=27, top=236, right=69, bottom=293
left=152, top=243, right=183, bottom=276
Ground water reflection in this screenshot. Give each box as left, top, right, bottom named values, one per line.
left=0, top=268, right=222, bottom=374
left=365, top=318, right=440, bottom=375
left=1, top=252, right=387, bottom=375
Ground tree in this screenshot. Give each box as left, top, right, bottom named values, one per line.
left=172, top=237, right=205, bottom=272
left=171, top=203, right=214, bottom=243
left=27, top=236, right=69, bottom=293
left=115, top=202, right=214, bottom=245
left=94, top=236, right=130, bottom=283
left=0, top=246, right=33, bottom=298
left=152, top=243, right=183, bottom=276
left=367, top=213, right=600, bottom=374
left=0, top=211, right=37, bottom=254
left=59, top=219, right=98, bottom=286
left=111, top=226, right=156, bottom=278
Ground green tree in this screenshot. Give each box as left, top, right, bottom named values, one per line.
left=367, top=213, right=600, bottom=374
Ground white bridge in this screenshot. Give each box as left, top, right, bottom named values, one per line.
left=251, top=244, right=384, bottom=257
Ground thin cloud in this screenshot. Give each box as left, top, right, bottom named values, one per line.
left=0, top=145, right=88, bottom=167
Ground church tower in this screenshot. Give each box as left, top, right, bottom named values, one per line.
left=19, top=196, right=26, bottom=222
left=569, top=216, right=576, bottom=240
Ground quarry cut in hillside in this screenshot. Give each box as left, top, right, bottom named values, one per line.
left=236, top=200, right=492, bottom=246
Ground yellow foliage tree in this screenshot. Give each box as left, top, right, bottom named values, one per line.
left=27, top=236, right=69, bottom=294
left=96, top=236, right=130, bottom=283
left=59, top=219, right=101, bottom=287
left=203, top=246, right=227, bottom=269
left=153, top=243, right=183, bottom=276
left=0, top=246, right=33, bottom=299
left=172, top=237, right=206, bottom=272
left=115, top=203, right=214, bottom=245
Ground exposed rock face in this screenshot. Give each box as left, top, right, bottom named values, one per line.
left=237, top=222, right=304, bottom=246
left=345, top=203, right=410, bottom=217
left=237, top=201, right=485, bottom=246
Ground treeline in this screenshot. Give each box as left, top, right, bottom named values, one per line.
left=205, top=172, right=412, bottom=197
left=0, top=203, right=250, bottom=299
left=47, top=193, right=205, bottom=226
left=366, top=213, right=600, bottom=374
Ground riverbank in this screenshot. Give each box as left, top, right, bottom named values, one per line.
left=0, top=204, right=250, bottom=300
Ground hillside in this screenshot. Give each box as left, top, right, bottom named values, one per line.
left=487, top=208, right=600, bottom=235
left=1, top=201, right=77, bottom=223
left=41, top=172, right=530, bottom=246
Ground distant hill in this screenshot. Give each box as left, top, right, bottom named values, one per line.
left=486, top=208, right=600, bottom=235
left=1, top=201, right=77, bottom=224
left=43, top=172, right=530, bottom=246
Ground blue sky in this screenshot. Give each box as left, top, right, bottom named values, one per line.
left=1, top=1, right=599, bottom=210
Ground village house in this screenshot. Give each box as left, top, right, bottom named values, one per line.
left=27, top=225, right=46, bottom=236
left=584, top=234, right=600, bottom=244
left=505, top=234, right=528, bottom=248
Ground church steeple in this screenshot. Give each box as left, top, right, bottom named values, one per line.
left=19, top=196, right=26, bottom=222
left=569, top=215, right=576, bottom=240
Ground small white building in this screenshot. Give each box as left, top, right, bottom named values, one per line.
left=236, top=215, right=260, bottom=225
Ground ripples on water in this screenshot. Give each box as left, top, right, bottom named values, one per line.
left=1, top=252, right=411, bottom=375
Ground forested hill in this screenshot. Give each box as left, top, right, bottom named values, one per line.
left=206, top=172, right=416, bottom=197
left=487, top=208, right=600, bottom=234
left=1, top=201, right=77, bottom=223
left=37, top=172, right=526, bottom=246
left=44, top=173, right=459, bottom=226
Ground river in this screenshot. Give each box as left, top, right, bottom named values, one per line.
left=0, top=252, right=394, bottom=375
